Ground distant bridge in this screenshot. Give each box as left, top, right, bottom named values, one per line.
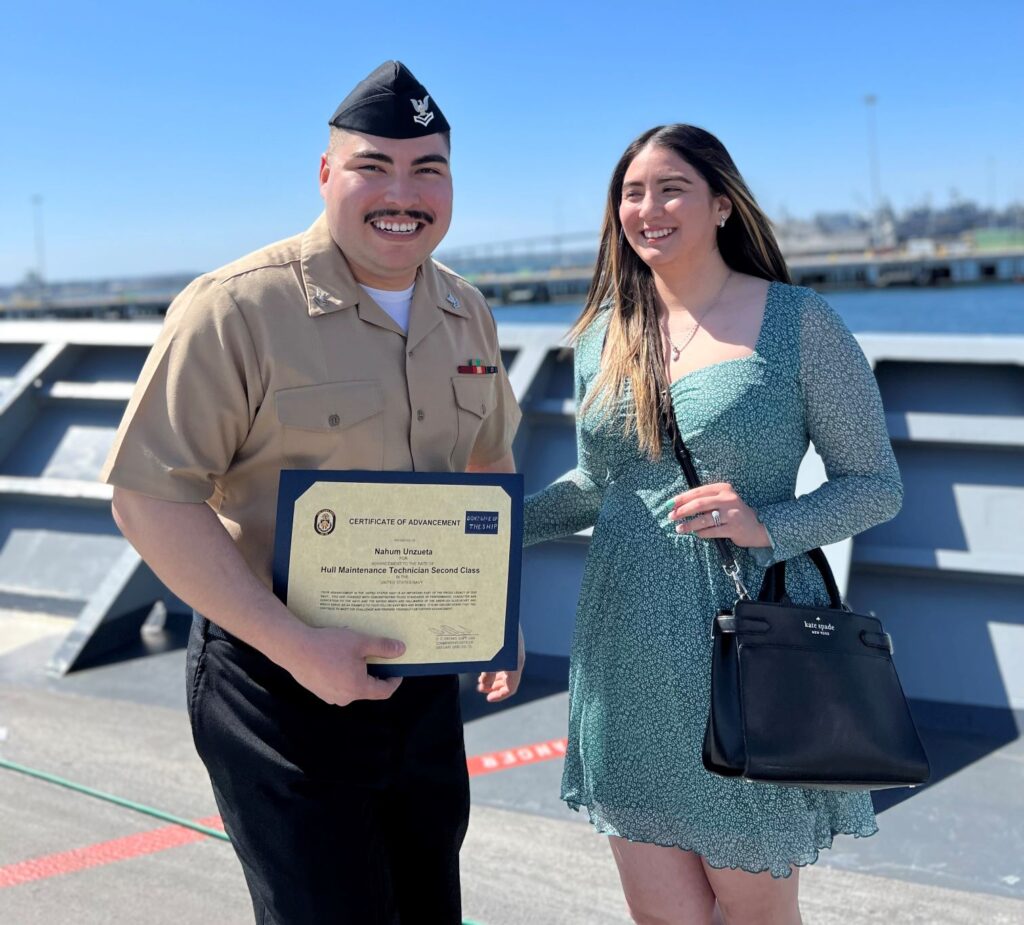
left=2, top=243, right=1022, bottom=317
left=462, top=246, right=1024, bottom=305
left=438, top=230, right=600, bottom=267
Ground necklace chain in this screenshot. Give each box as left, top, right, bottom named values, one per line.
left=666, top=271, right=732, bottom=362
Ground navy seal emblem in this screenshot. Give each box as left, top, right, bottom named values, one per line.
left=314, top=509, right=336, bottom=535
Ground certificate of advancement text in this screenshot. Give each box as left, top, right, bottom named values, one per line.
left=273, top=470, right=523, bottom=676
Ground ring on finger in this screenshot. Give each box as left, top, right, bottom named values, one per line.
left=710, top=509, right=722, bottom=528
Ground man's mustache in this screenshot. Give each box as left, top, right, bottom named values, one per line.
left=364, top=209, right=434, bottom=225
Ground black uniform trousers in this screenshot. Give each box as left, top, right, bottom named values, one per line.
left=186, top=615, right=469, bottom=925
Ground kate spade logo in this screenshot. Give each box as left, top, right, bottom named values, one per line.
left=803, top=620, right=835, bottom=637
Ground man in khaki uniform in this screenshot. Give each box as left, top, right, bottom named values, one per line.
left=102, top=61, right=523, bottom=924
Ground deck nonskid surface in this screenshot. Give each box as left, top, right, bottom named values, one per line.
left=0, top=612, right=1021, bottom=924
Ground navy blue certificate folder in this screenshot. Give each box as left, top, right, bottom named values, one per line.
left=273, top=469, right=523, bottom=677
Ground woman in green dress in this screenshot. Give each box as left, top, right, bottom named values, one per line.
left=511, top=125, right=903, bottom=923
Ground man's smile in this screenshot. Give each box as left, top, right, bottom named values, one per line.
left=365, top=209, right=434, bottom=239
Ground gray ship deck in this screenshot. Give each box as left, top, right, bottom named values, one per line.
left=1, top=609, right=1022, bottom=924
left=1, top=314, right=1022, bottom=922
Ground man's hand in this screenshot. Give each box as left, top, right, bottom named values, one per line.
left=280, top=624, right=406, bottom=706
left=476, top=626, right=525, bottom=703
left=110, top=487, right=407, bottom=706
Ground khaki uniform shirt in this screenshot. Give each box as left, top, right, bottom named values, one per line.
left=101, top=213, right=521, bottom=587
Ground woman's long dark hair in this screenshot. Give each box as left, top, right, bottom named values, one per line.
left=571, top=124, right=791, bottom=458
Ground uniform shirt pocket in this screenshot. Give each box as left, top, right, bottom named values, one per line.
left=275, top=380, right=384, bottom=470
left=450, top=375, right=497, bottom=470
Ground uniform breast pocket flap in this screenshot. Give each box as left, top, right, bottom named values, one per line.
left=450, top=375, right=496, bottom=469
left=275, top=380, right=383, bottom=431
left=274, top=380, right=384, bottom=469
left=451, top=375, right=496, bottom=420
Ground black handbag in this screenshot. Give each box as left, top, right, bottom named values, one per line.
left=663, top=405, right=930, bottom=791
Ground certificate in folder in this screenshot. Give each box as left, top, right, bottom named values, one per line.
left=273, top=470, right=523, bottom=677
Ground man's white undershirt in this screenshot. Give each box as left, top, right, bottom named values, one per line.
left=360, top=283, right=415, bottom=334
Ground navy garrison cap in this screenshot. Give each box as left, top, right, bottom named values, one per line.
left=329, top=61, right=450, bottom=138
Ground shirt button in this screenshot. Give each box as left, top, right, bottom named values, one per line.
left=328, top=414, right=340, bottom=427
left=416, top=409, right=425, bottom=421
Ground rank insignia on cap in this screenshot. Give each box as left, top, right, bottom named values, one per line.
left=329, top=61, right=450, bottom=139
left=411, top=96, right=434, bottom=128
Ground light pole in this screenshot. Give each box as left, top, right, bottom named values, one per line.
left=31, top=194, right=46, bottom=300
left=987, top=157, right=997, bottom=227
left=864, top=94, right=882, bottom=245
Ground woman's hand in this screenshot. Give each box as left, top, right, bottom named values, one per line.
left=669, top=482, right=771, bottom=549
left=477, top=627, right=526, bottom=703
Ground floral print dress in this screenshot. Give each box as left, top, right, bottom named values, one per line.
left=523, top=282, right=903, bottom=877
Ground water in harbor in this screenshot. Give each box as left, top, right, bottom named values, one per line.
left=492, top=283, right=1024, bottom=335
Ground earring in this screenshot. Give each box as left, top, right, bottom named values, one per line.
left=719, top=215, right=727, bottom=228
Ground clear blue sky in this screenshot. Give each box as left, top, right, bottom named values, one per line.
left=2, top=0, right=1021, bottom=284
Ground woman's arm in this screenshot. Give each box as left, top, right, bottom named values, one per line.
left=750, top=293, right=903, bottom=566
left=523, top=333, right=610, bottom=547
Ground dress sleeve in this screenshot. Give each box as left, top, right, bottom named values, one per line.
left=100, top=276, right=263, bottom=503
left=523, top=327, right=610, bottom=547
left=750, top=292, right=903, bottom=566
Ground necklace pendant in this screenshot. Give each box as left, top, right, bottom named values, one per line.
left=671, top=345, right=681, bottom=362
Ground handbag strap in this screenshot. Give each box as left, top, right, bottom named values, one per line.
left=662, top=400, right=845, bottom=609
left=662, top=402, right=751, bottom=600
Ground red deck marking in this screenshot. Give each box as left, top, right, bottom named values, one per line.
left=0, top=738, right=567, bottom=889
left=466, top=737, right=568, bottom=777
left=0, top=816, right=223, bottom=889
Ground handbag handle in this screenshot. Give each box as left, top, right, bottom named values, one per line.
left=663, top=402, right=843, bottom=607
left=760, top=550, right=844, bottom=610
